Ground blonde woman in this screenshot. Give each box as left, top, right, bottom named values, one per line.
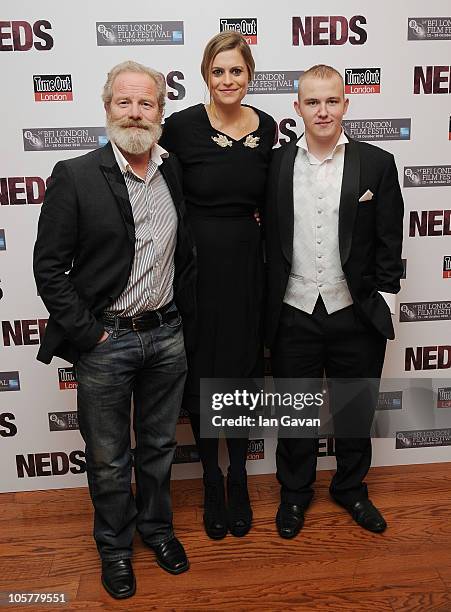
left=160, top=32, right=276, bottom=539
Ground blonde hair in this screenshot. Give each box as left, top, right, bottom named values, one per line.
left=201, top=31, right=255, bottom=87
left=298, top=64, right=344, bottom=94
left=102, top=60, right=166, bottom=113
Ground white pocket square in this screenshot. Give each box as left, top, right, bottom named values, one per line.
left=359, top=189, right=374, bottom=203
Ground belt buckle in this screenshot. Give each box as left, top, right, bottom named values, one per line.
left=132, top=317, right=139, bottom=332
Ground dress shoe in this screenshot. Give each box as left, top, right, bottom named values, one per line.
left=337, top=498, right=387, bottom=533
left=150, top=537, right=189, bottom=574
left=101, top=558, right=136, bottom=599
left=227, top=472, right=253, bottom=537
left=203, top=476, right=228, bottom=539
left=276, top=503, right=305, bottom=539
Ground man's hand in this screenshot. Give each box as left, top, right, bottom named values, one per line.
left=97, top=330, right=109, bottom=344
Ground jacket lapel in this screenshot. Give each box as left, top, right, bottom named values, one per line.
left=278, top=140, right=298, bottom=265
left=99, top=143, right=135, bottom=246
left=339, top=138, right=360, bottom=266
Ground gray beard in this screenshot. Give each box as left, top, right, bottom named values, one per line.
left=106, top=118, right=162, bottom=155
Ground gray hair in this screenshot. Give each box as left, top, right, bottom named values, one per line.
left=102, top=60, right=166, bottom=113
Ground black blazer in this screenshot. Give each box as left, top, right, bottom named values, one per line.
left=34, top=142, right=197, bottom=364
left=265, top=136, right=404, bottom=347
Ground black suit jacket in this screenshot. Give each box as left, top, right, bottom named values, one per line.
left=265, top=136, right=404, bottom=347
left=34, top=142, right=197, bottom=364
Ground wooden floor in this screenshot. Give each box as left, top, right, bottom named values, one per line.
left=1, top=463, right=451, bottom=611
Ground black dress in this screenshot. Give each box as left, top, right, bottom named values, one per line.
left=160, top=104, right=276, bottom=413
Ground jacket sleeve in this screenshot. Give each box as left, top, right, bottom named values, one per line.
left=33, top=161, right=104, bottom=351
left=375, top=154, right=404, bottom=293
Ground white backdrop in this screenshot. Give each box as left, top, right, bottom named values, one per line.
left=1, top=1, right=450, bottom=492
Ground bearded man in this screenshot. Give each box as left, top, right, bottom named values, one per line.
left=33, top=61, right=196, bottom=599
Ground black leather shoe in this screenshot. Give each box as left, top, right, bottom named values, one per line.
left=227, top=473, right=253, bottom=537
left=101, top=559, right=136, bottom=599
left=150, top=537, right=189, bottom=574
left=203, top=476, right=228, bottom=539
left=338, top=498, right=387, bottom=533
left=276, top=503, right=305, bottom=539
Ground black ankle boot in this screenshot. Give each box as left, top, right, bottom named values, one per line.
left=203, top=476, right=228, bottom=540
left=227, top=472, right=253, bottom=537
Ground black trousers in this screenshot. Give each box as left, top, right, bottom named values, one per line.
left=189, top=411, right=249, bottom=483
left=271, top=297, right=387, bottom=508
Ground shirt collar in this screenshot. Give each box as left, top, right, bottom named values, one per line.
left=297, top=130, right=348, bottom=164
left=111, top=140, right=169, bottom=176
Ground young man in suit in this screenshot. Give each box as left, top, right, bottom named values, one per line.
left=34, top=61, right=196, bottom=598
left=265, top=64, right=404, bottom=538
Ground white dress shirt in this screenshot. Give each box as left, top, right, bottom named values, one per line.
left=106, top=142, right=177, bottom=315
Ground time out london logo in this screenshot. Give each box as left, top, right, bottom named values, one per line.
left=33, top=75, right=73, bottom=102
left=345, top=68, right=381, bottom=94
left=219, top=18, right=257, bottom=44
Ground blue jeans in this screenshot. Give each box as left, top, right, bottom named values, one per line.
left=75, top=308, right=187, bottom=561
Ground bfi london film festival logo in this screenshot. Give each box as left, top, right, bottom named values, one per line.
left=292, top=15, right=367, bottom=46
left=0, top=229, right=5, bottom=251
left=404, top=166, right=451, bottom=188
left=0, top=20, right=53, bottom=51
left=0, top=371, right=20, bottom=392
left=396, top=428, right=451, bottom=449
left=345, top=68, right=380, bottom=94
left=437, top=387, right=451, bottom=409
left=96, top=21, right=184, bottom=46
left=377, top=391, right=403, bottom=410
left=48, top=411, right=79, bottom=431
left=408, top=17, right=451, bottom=40
left=400, top=301, right=451, bottom=323
left=33, top=74, right=73, bottom=102
left=443, top=256, right=451, bottom=279
left=342, top=119, right=410, bottom=142
left=58, top=367, right=77, bottom=390
left=247, top=71, right=303, bottom=95
left=22, top=127, right=108, bottom=151
left=219, top=18, right=257, bottom=44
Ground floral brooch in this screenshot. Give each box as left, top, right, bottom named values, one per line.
left=211, top=133, right=260, bottom=148
left=212, top=134, right=233, bottom=147
left=243, top=134, right=260, bottom=148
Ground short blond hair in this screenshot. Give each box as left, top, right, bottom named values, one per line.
left=299, top=64, right=344, bottom=95
left=102, top=60, right=166, bottom=113
left=201, top=31, right=255, bottom=86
